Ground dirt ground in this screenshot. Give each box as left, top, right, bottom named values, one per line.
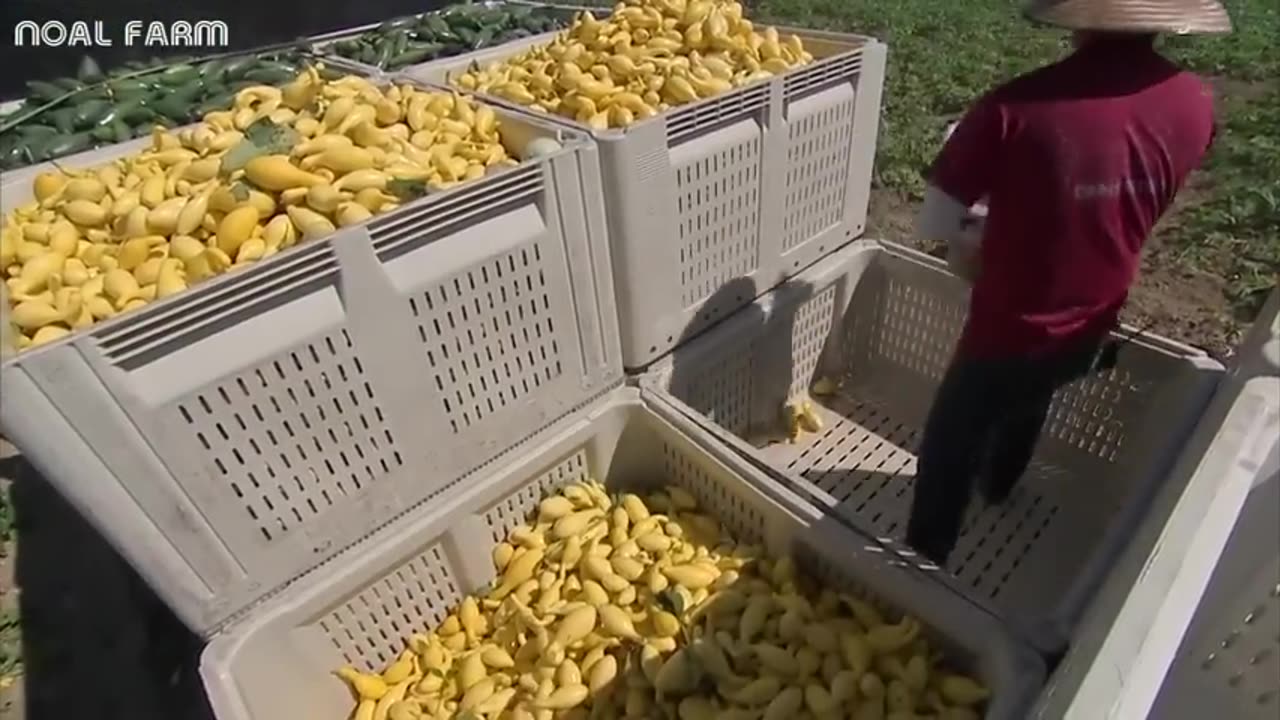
left=866, top=187, right=1244, bottom=360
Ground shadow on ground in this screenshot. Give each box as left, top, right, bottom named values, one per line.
left=0, top=452, right=211, bottom=720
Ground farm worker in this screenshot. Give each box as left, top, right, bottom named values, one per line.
left=906, top=0, right=1230, bottom=565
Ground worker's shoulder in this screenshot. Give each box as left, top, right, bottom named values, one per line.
left=982, top=52, right=1211, bottom=112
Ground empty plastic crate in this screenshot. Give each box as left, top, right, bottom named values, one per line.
left=0, top=103, right=622, bottom=635
left=641, top=240, right=1224, bottom=652
left=401, top=21, right=887, bottom=369
left=200, top=388, right=1044, bottom=720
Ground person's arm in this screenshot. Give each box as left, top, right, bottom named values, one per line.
left=915, top=97, right=1006, bottom=282
left=917, top=186, right=985, bottom=282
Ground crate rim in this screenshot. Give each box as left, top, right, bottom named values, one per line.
left=391, top=23, right=884, bottom=139
left=0, top=73, right=592, bottom=365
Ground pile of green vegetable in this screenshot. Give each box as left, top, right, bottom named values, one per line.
left=324, top=3, right=572, bottom=71
left=0, top=53, right=325, bottom=171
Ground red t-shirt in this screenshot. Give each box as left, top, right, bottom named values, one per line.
left=930, top=39, right=1216, bottom=359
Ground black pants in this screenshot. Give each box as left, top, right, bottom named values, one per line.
left=906, top=339, right=1108, bottom=565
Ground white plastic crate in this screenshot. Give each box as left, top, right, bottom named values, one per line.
left=0, top=102, right=622, bottom=636
left=200, top=387, right=1044, bottom=720
left=1147, top=469, right=1279, bottom=720
left=641, top=240, right=1224, bottom=653
left=1025, top=289, right=1279, bottom=719
left=400, top=21, right=887, bottom=369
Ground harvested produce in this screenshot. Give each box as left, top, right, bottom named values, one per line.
left=2, top=65, right=527, bottom=351
left=450, top=0, right=815, bottom=128
left=327, top=3, right=571, bottom=71
left=781, top=396, right=824, bottom=443
left=0, top=52, right=323, bottom=170
left=337, top=480, right=990, bottom=719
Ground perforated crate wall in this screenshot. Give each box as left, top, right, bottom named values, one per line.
left=401, top=27, right=887, bottom=369
left=842, top=259, right=1189, bottom=486
left=0, top=126, right=621, bottom=636
left=647, top=241, right=1221, bottom=649
left=317, top=542, right=462, bottom=672
left=479, top=449, right=590, bottom=543
left=1150, top=473, right=1280, bottom=720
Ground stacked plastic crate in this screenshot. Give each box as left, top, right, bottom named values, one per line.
left=399, top=4, right=887, bottom=369
left=0, top=77, right=624, bottom=633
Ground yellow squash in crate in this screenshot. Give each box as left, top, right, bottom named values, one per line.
left=451, top=0, right=814, bottom=129
left=336, top=480, right=990, bottom=720
left=0, top=66, right=534, bottom=352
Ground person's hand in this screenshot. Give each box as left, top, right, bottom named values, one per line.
left=947, top=212, right=984, bottom=283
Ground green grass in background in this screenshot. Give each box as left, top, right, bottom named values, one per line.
left=753, top=0, right=1278, bottom=318
left=0, top=483, right=17, bottom=685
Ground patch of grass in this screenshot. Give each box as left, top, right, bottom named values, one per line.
left=1164, top=88, right=1279, bottom=318
left=752, top=0, right=1279, bottom=321
left=0, top=483, right=13, bottom=552
left=0, top=607, right=19, bottom=683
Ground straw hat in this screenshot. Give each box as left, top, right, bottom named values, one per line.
left=1024, top=0, right=1232, bottom=34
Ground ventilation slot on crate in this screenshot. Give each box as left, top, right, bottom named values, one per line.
left=663, top=444, right=764, bottom=544
left=781, top=92, right=856, bottom=251
left=785, top=396, right=1062, bottom=599
left=1197, top=582, right=1280, bottom=706
left=370, top=166, right=544, bottom=262
left=667, top=84, right=769, bottom=144
left=785, top=287, right=837, bottom=398
left=950, top=487, right=1059, bottom=599
left=676, top=140, right=761, bottom=306
left=669, top=344, right=755, bottom=438
left=410, top=242, right=563, bottom=433
left=866, top=276, right=964, bottom=381
left=788, top=399, right=918, bottom=526
left=482, top=450, right=590, bottom=543
left=96, top=242, right=340, bottom=367
left=783, top=51, right=864, bottom=101
left=317, top=544, right=460, bottom=671
left=175, top=328, right=404, bottom=543
left=1043, top=371, right=1133, bottom=462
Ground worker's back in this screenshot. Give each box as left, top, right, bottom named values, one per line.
left=930, top=35, right=1216, bottom=358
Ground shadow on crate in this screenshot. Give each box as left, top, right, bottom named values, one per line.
left=668, top=277, right=818, bottom=442
left=0, top=453, right=212, bottom=720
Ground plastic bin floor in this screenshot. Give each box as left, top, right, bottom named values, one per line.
left=748, top=391, right=1089, bottom=611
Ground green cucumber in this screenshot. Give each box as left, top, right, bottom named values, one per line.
left=75, top=98, right=113, bottom=123
left=388, top=44, right=444, bottom=69
left=159, top=65, right=200, bottom=87
left=49, top=108, right=77, bottom=134
left=25, top=80, right=67, bottom=102
left=193, top=92, right=237, bottom=117
left=110, top=119, right=132, bottom=143
left=199, top=58, right=228, bottom=81
left=18, top=125, right=59, bottom=142
left=42, top=133, right=92, bottom=158
left=90, top=123, right=117, bottom=142
left=244, top=67, right=296, bottom=85
left=221, top=56, right=259, bottom=81
left=424, top=15, right=452, bottom=35
left=378, top=17, right=416, bottom=33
